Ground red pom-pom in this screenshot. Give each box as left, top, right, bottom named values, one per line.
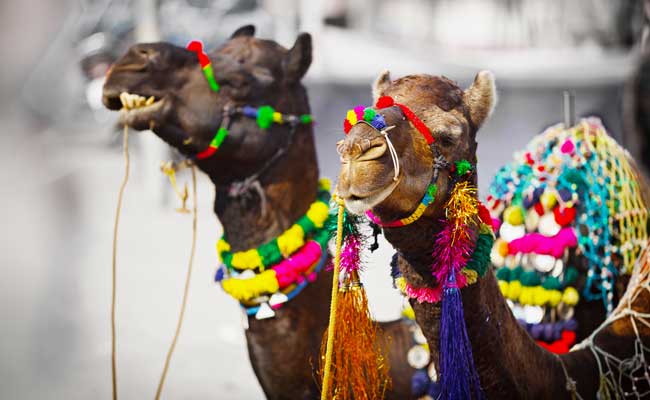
left=343, top=119, right=352, bottom=134
left=187, top=40, right=203, bottom=52
left=477, top=203, right=492, bottom=226
left=533, top=202, right=544, bottom=216
left=553, top=206, right=576, bottom=226
left=186, top=40, right=210, bottom=67
left=376, top=96, right=394, bottom=109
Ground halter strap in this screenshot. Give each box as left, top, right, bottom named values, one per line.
left=375, top=96, right=435, bottom=144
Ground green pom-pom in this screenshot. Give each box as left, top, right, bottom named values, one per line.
left=363, top=108, right=376, bottom=122
left=257, top=105, right=275, bottom=129
left=495, top=267, right=511, bottom=282
left=520, top=270, right=541, bottom=287
left=455, top=159, right=472, bottom=176
left=257, top=240, right=282, bottom=266
left=542, top=276, right=562, bottom=290
left=466, top=232, right=493, bottom=276
left=563, top=267, right=579, bottom=287
left=300, top=114, right=313, bottom=124
left=510, top=266, right=524, bottom=281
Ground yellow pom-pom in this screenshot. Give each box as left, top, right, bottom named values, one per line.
left=503, top=205, right=525, bottom=226
left=306, top=201, right=330, bottom=228
left=319, top=178, right=331, bottom=192
left=533, top=286, right=549, bottom=306
left=495, top=238, right=509, bottom=257
left=498, top=280, right=509, bottom=296
left=231, top=249, right=264, bottom=270
left=548, top=290, right=562, bottom=307
left=277, top=224, right=305, bottom=256
left=272, top=112, right=283, bottom=123
left=216, top=238, right=231, bottom=257
left=401, top=303, right=415, bottom=320
left=507, top=280, right=522, bottom=301
left=462, top=269, right=478, bottom=285
left=346, top=109, right=358, bottom=125
left=562, top=287, right=580, bottom=306
left=519, top=286, right=534, bottom=305
left=540, top=191, right=557, bottom=210
left=221, top=270, right=279, bottom=301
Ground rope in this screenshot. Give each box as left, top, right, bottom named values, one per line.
left=380, top=125, right=400, bottom=181
left=111, top=124, right=130, bottom=400
left=321, top=200, right=345, bottom=400
left=154, top=165, right=198, bottom=400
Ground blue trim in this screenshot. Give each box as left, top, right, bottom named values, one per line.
left=243, top=245, right=329, bottom=316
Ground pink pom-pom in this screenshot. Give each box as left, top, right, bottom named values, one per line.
left=561, top=139, right=575, bottom=154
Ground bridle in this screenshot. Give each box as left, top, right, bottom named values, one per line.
left=343, top=95, right=476, bottom=228
left=186, top=40, right=313, bottom=198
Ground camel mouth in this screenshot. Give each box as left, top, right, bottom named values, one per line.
left=113, top=92, right=166, bottom=129
left=342, top=178, right=401, bottom=215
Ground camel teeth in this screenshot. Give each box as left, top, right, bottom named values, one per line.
left=119, top=92, right=156, bottom=110
left=119, top=92, right=129, bottom=109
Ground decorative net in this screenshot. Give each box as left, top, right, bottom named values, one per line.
left=574, top=246, right=650, bottom=399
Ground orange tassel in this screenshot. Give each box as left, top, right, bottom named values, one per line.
left=319, top=270, right=391, bottom=399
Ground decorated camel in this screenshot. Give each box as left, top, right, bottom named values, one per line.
left=336, top=70, right=650, bottom=398
left=102, top=26, right=416, bottom=399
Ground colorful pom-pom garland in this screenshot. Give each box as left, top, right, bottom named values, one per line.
left=343, top=96, right=435, bottom=145
left=218, top=180, right=330, bottom=271
left=215, top=179, right=332, bottom=318
left=487, top=117, right=648, bottom=352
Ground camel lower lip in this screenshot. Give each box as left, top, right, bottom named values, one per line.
left=342, top=178, right=401, bottom=214
left=118, top=98, right=164, bottom=127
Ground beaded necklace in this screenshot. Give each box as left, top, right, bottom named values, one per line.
left=215, top=179, right=332, bottom=319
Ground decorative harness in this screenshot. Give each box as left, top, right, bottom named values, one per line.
left=186, top=40, right=329, bottom=319
left=186, top=40, right=313, bottom=196
left=339, top=94, right=492, bottom=399
left=343, top=95, right=453, bottom=227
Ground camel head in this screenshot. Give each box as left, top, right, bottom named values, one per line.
left=102, top=25, right=313, bottom=183
left=337, top=71, right=496, bottom=223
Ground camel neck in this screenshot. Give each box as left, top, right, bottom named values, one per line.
left=385, top=212, right=582, bottom=398
left=210, top=125, right=320, bottom=252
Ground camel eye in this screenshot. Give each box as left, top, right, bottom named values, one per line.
left=438, top=133, right=455, bottom=147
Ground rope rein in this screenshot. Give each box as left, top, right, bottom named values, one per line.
left=111, top=124, right=130, bottom=400
left=155, top=165, right=198, bottom=400
left=320, top=199, right=345, bottom=400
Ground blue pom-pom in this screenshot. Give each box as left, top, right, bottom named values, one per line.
left=242, top=105, right=258, bottom=118
left=411, top=370, right=430, bottom=396
left=427, top=380, right=441, bottom=398
left=371, top=114, right=387, bottom=130
left=214, top=265, right=226, bottom=282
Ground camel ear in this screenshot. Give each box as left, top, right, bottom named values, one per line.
left=283, top=33, right=312, bottom=83
left=372, top=70, right=391, bottom=103
left=463, top=70, right=497, bottom=129
left=230, top=25, right=255, bottom=39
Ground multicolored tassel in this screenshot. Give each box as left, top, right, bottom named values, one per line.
left=434, top=181, right=485, bottom=399
left=319, top=203, right=391, bottom=400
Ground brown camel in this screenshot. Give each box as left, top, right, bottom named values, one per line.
left=102, top=26, right=416, bottom=399
left=337, top=70, right=650, bottom=398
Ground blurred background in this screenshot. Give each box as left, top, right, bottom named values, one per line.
left=1, top=0, right=649, bottom=398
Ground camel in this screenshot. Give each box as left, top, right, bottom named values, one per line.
left=336, top=70, right=650, bottom=398
left=101, top=26, right=416, bottom=399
